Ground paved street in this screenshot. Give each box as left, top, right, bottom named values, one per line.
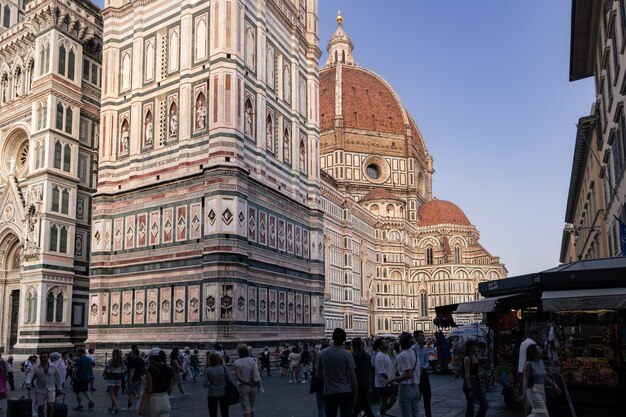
left=5, top=368, right=518, bottom=417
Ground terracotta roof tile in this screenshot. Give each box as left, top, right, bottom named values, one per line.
left=418, top=199, right=471, bottom=227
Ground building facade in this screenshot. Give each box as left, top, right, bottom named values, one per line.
left=88, top=0, right=325, bottom=347
left=560, top=108, right=609, bottom=262
left=0, top=0, right=102, bottom=352
left=318, top=17, right=507, bottom=337
left=570, top=0, right=626, bottom=257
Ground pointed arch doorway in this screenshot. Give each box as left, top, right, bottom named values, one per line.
left=0, top=231, right=23, bottom=352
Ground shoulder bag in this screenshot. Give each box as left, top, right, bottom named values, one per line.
left=223, top=365, right=240, bottom=405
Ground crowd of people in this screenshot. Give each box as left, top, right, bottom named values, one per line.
left=0, top=325, right=560, bottom=417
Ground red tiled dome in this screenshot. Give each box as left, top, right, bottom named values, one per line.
left=418, top=199, right=471, bottom=227
left=320, top=65, right=426, bottom=154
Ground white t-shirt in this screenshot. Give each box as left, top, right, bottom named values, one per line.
left=518, top=337, right=537, bottom=373
left=374, top=351, right=393, bottom=388
left=396, top=348, right=420, bottom=385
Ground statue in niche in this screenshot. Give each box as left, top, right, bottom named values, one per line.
left=1, top=77, right=7, bottom=103
left=266, top=118, right=273, bottom=151
left=245, top=104, right=253, bottom=137
left=196, top=95, right=206, bottom=130
left=14, top=71, right=21, bottom=97
left=120, top=123, right=130, bottom=154
left=144, top=117, right=153, bottom=147
left=25, top=206, right=39, bottom=248
left=169, top=109, right=178, bottom=139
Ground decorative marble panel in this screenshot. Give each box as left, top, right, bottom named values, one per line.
left=149, top=210, right=160, bottom=246
left=287, top=292, right=294, bottom=323
left=89, top=294, right=98, bottom=325
left=278, top=219, right=285, bottom=251
left=190, top=203, right=201, bottom=240
left=135, top=290, right=145, bottom=324
left=173, top=286, right=186, bottom=323
left=247, top=286, right=257, bottom=322
left=269, top=289, right=277, bottom=323
left=188, top=285, right=200, bottom=322
left=247, top=207, right=257, bottom=242
left=295, top=293, right=303, bottom=324
left=204, top=283, right=217, bottom=321
left=122, top=291, right=133, bottom=325
left=125, top=215, right=135, bottom=250
left=146, top=289, right=158, bottom=324
left=137, top=213, right=147, bottom=247
left=259, top=288, right=267, bottom=323
left=295, top=226, right=302, bottom=257
left=278, top=291, right=286, bottom=323
left=303, top=230, right=309, bottom=259
left=163, top=208, right=174, bottom=244
left=258, top=211, right=267, bottom=246
left=269, top=215, right=276, bottom=248
left=160, top=287, right=171, bottom=323
left=176, top=205, right=187, bottom=242
left=304, top=294, right=310, bottom=324
left=286, top=223, right=294, bottom=254
left=110, top=292, right=121, bottom=325
left=100, top=292, right=110, bottom=325
left=113, top=218, right=123, bottom=251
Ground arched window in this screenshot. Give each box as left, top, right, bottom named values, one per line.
left=59, top=227, right=67, bottom=253
left=56, top=103, right=63, bottom=129
left=26, top=289, right=38, bottom=323
left=55, top=292, right=63, bottom=322
left=386, top=204, right=395, bottom=217
left=35, top=142, right=41, bottom=168
left=420, top=292, right=428, bottom=317
left=51, top=187, right=60, bottom=212
left=169, top=30, right=179, bottom=72
left=53, top=141, right=62, bottom=169
left=426, top=247, right=433, bottom=265
left=46, top=291, right=54, bottom=322
left=245, top=27, right=255, bottom=69
left=67, top=49, right=75, bottom=80
left=266, top=47, right=275, bottom=88
left=145, top=40, right=155, bottom=81
left=342, top=50, right=346, bottom=64
left=64, top=106, right=72, bottom=134
left=49, top=225, right=58, bottom=251
left=38, top=141, right=45, bottom=168
left=195, top=18, right=207, bottom=61
left=121, top=52, right=131, bottom=91
left=334, top=50, right=338, bottom=64
left=3, top=5, right=10, bottom=28
left=63, top=144, right=71, bottom=171
left=61, top=189, right=69, bottom=214
left=370, top=204, right=379, bottom=215
left=39, top=41, right=50, bottom=75
left=344, top=289, right=348, bottom=301
left=454, top=246, right=461, bottom=263
left=283, top=63, right=291, bottom=103
left=58, top=45, right=66, bottom=75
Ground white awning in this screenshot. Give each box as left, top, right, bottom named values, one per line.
left=541, top=288, right=626, bottom=312
left=455, top=293, right=523, bottom=314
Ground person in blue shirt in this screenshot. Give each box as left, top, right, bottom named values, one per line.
left=413, top=331, right=432, bottom=417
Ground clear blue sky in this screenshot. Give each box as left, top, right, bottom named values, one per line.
left=92, top=1, right=594, bottom=277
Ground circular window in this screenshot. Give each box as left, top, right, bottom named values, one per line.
left=366, top=164, right=380, bottom=180
left=1, top=128, right=29, bottom=176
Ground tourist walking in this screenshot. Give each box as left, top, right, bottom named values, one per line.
left=462, top=340, right=488, bottom=417
left=351, top=337, right=375, bottom=417
left=168, top=348, right=189, bottom=398
left=522, top=344, right=561, bottom=417
left=87, top=348, right=97, bottom=391
left=104, top=348, right=126, bottom=414
left=73, top=347, right=95, bottom=411
left=49, top=352, right=67, bottom=390
left=26, top=351, right=61, bottom=417
left=139, top=348, right=174, bottom=417
left=126, top=344, right=146, bottom=411
left=4, top=354, right=13, bottom=392
left=413, top=331, right=432, bottom=417
left=190, top=349, right=201, bottom=382
left=385, top=332, right=421, bottom=417
left=311, top=342, right=328, bottom=417
left=182, top=347, right=193, bottom=381
left=259, top=347, right=271, bottom=377
left=316, top=328, right=357, bottom=417
left=22, top=355, right=36, bottom=389
left=288, top=345, right=302, bottom=383
left=234, top=343, right=261, bottom=417
left=374, top=338, right=396, bottom=416
left=204, top=352, right=231, bottom=417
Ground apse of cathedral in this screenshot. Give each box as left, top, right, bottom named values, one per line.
left=0, top=0, right=505, bottom=352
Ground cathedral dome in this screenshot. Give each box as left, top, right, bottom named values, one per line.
left=418, top=199, right=471, bottom=227
left=319, top=17, right=427, bottom=158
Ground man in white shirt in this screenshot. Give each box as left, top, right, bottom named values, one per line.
left=518, top=327, right=540, bottom=374
left=385, top=332, right=421, bottom=417
left=374, top=338, right=396, bottom=416
left=26, top=351, right=61, bottom=417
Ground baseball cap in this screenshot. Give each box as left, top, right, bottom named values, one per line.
left=148, top=347, right=162, bottom=357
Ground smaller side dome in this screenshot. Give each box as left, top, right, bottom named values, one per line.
left=418, top=199, right=471, bottom=227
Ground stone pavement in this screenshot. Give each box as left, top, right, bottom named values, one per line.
left=5, top=368, right=519, bottom=417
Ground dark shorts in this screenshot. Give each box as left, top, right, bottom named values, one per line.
left=377, top=386, right=394, bottom=398
left=73, top=380, right=89, bottom=393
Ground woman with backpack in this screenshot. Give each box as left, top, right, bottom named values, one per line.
left=104, top=348, right=126, bottom=414
left=462, top=340, right=488, bottom=417
left=522, top=344, right=561, bottom=417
